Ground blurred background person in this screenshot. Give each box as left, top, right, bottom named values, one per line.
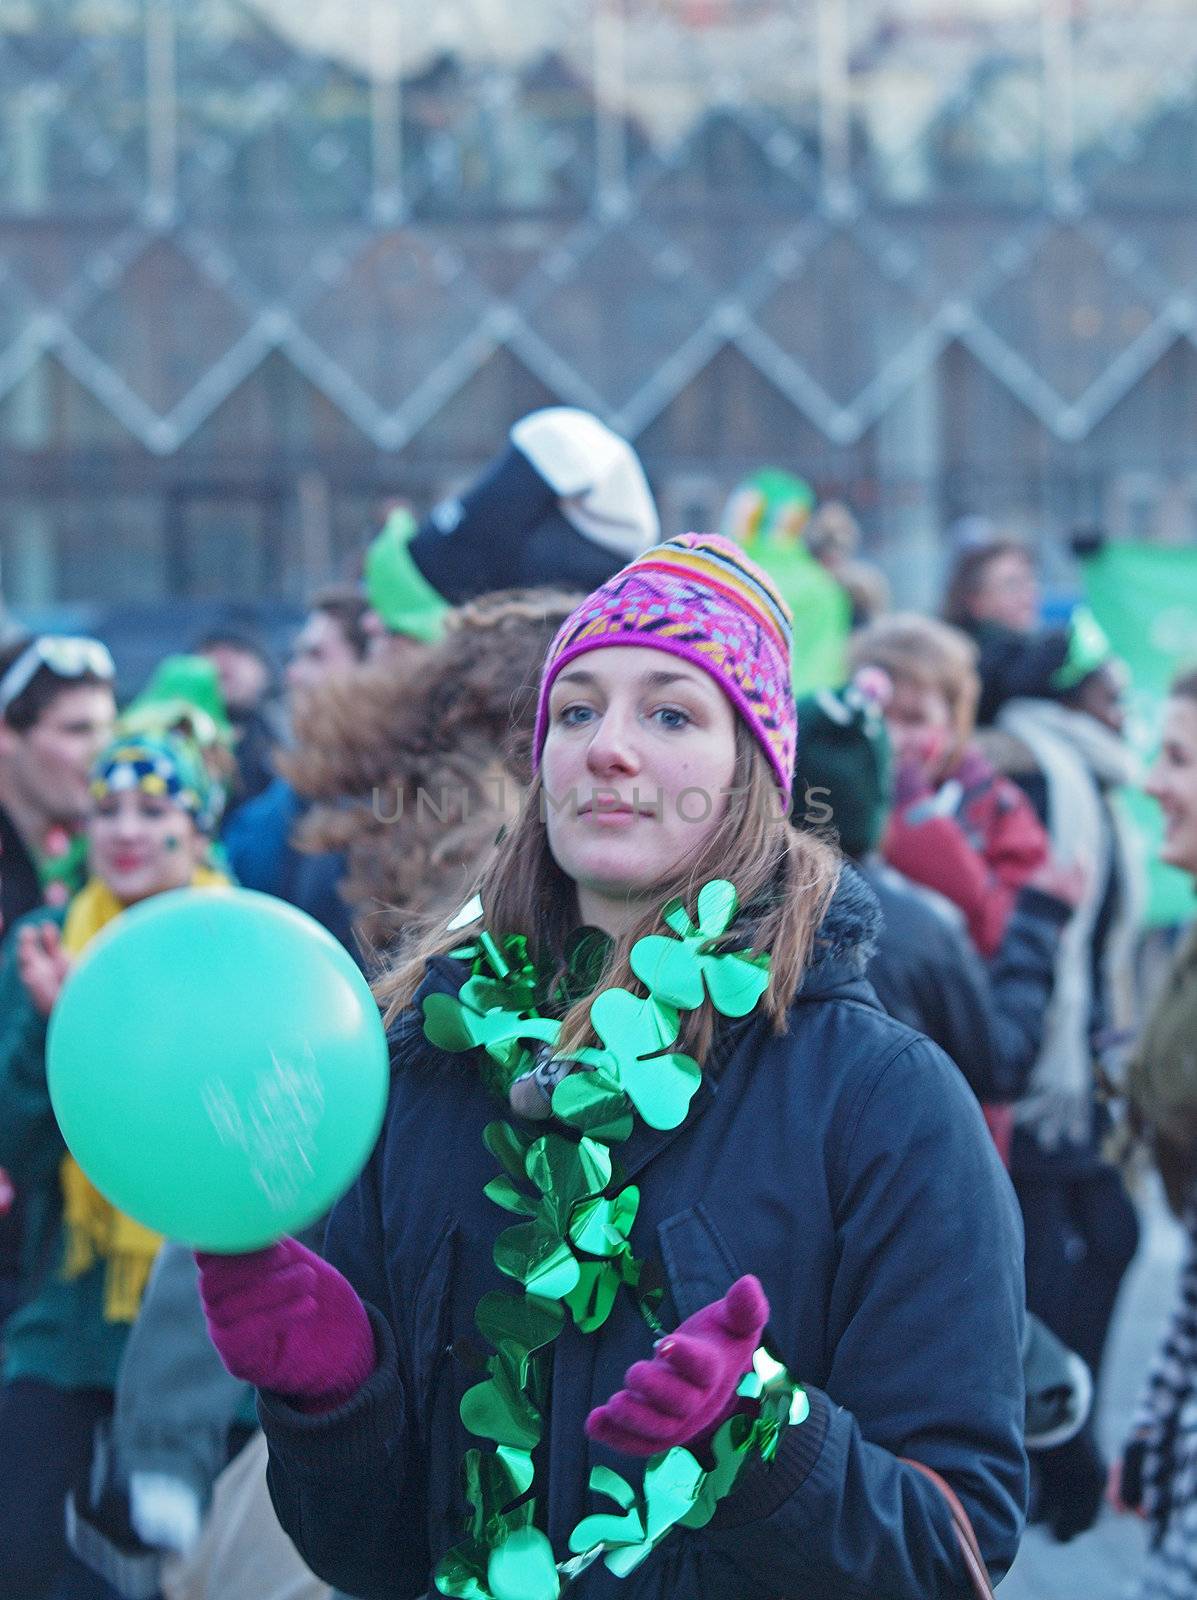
left=942, top=538, right=1046, bottom=726
left=792, top=674, right=1093, bottom=1455
left=222, top=587, right=372, bottom=949
left=0, top=636, right=116, bottom=1336
left=792, top=671, right=1075, bottom=1117
left=193, top=630, right=284, bottom=822
left=722, top=467, right=851, bottom=693
left=285, top=588, right=577, bottom=956
left=0, top=730, right=225, bottom=1600
left=0, top=636, right=118, bottom=929
left=848, top=614, right=1052, bottom=967
left=1108, top=669, right=1197, bottom=1599
left=806, top=499, right=892, bottom=626
left=979, top=608, right=1146, bottom=1542
left=284, top=586, right=371, bottom=705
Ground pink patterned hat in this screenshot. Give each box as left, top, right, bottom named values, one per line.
left=533, top=533, right=796, bottom=794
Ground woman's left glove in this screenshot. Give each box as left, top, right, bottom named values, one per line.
left=585, top=1275, right=769, bottom=1458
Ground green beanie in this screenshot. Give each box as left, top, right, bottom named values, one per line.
left=1049, top=605, right=1113, bottom=694
left=123, top=654, right=233, bottom=748
left=793, top=680, right=893, bottom=859
left=364, top=508, right=449, bottom=645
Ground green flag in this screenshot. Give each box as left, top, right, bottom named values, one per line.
left=1082, top=541, right=1197, bottom=927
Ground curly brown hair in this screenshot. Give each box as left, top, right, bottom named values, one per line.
left=279, top=589, right=581, bottom=955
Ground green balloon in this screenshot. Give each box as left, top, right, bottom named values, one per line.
left=47, top=887, right=389, bottom=1252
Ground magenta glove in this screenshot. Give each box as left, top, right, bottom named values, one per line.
left=196, top=1237, right=375, bottom=1409
left=586, top=1275, right=769, bottom=1458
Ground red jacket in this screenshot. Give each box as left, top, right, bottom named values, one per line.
left=883, top=745, right=1049, bottom=959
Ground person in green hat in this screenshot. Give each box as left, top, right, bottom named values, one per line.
left=793, top=676, right=1093, bottom=1461
left=721, top=468, right=851, bottom=696
left=361, top=507, right=451, bottom=664
left=122, top=653, right=235, bottom=752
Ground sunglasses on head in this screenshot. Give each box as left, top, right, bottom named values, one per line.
left=0, top=636, right=116, bottom=714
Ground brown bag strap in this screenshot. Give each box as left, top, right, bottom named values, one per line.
left=902, top=1459, right=997, bottom=1600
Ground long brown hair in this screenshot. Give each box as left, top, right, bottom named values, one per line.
left=374, top=723, right=841, bottom=1065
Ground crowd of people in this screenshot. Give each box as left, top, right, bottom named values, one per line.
left=0, top=404, right=1193, bottom=1600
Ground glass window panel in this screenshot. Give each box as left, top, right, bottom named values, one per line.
left=0, top=492, right=164, bottom=605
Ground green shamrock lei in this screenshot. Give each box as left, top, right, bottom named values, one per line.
left=421, top=881, right=807, bottom=1600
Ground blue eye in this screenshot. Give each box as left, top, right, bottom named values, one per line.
left=655, top=707, right=691, bottom=730
left=558, top=704, right=595, bottom=727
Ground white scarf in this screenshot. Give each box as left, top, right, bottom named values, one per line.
left=996, top=699, right=1145, bottom=1152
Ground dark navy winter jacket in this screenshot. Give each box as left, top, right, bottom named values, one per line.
left=259, top=871, right=1027, bottom=1598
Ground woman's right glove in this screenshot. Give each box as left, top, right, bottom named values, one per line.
left=196, top=1237, right=375, bottom=1409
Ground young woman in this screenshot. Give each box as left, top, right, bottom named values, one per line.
left=1110, top=669, right=1197, bottom=1597
left=0, top=730, right=225, bottom=1600
left=200, top=535, right=1027, bottom=1600
left=848, top=614, right=1058, bottom=963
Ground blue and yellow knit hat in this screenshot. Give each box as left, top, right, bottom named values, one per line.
left=89, top=731, right=223, bottom=836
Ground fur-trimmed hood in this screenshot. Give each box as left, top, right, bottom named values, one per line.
left=800, top=862, right=882, bottom=997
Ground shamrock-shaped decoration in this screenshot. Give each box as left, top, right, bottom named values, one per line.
left=568, top=1184, right=639, bottom=1260
left=562, top=1185, right=641, bottom=1333
left=549, top=1066, right=633, bottom=1144
left=630, top=880, right=770, bottom=1019
left=562, top=1261, right=621, bottom=1335
left=475, top=1294, right=564, bottom=1390
left=571, top=989, right=701, bottom=1132
left=489, top=1130, right=612, bottom=1301
left=568, top=1449, right=706, bottom=1577
left=487, top=1527, right=560, bottom=1600
left=678, top=1421, right=745, bottom=1532
left=459, top=1348, right=543, bottom=1451
left=435, top=1449, right=538, bottom=1599
left=735, top=1346, right=810, bottom=1460
left=423, top=985, right=560, bottom=1073
left=566, top=1466, right=641, bottom=1552
left=459, top=1293, right=563, bottom=1452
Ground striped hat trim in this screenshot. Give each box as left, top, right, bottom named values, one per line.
left=629, top=539, right=792, bottom=634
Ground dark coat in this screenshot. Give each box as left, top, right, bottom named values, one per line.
left=222, top=777, right=357, bottom=957
left=863, top=858, right=1068, bottom=1105
left=259, top=871, right=1028, bottom=1599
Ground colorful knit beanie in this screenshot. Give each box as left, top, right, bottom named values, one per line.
left=533, top=533, right=797, bottom=794
left=90, top=731, right=224, bottom=836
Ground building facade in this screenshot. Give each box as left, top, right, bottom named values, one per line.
left=2, top=0, right=1196, bottom=610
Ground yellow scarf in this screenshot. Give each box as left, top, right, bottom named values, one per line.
left=58, top=867, right=228, bottom=1322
